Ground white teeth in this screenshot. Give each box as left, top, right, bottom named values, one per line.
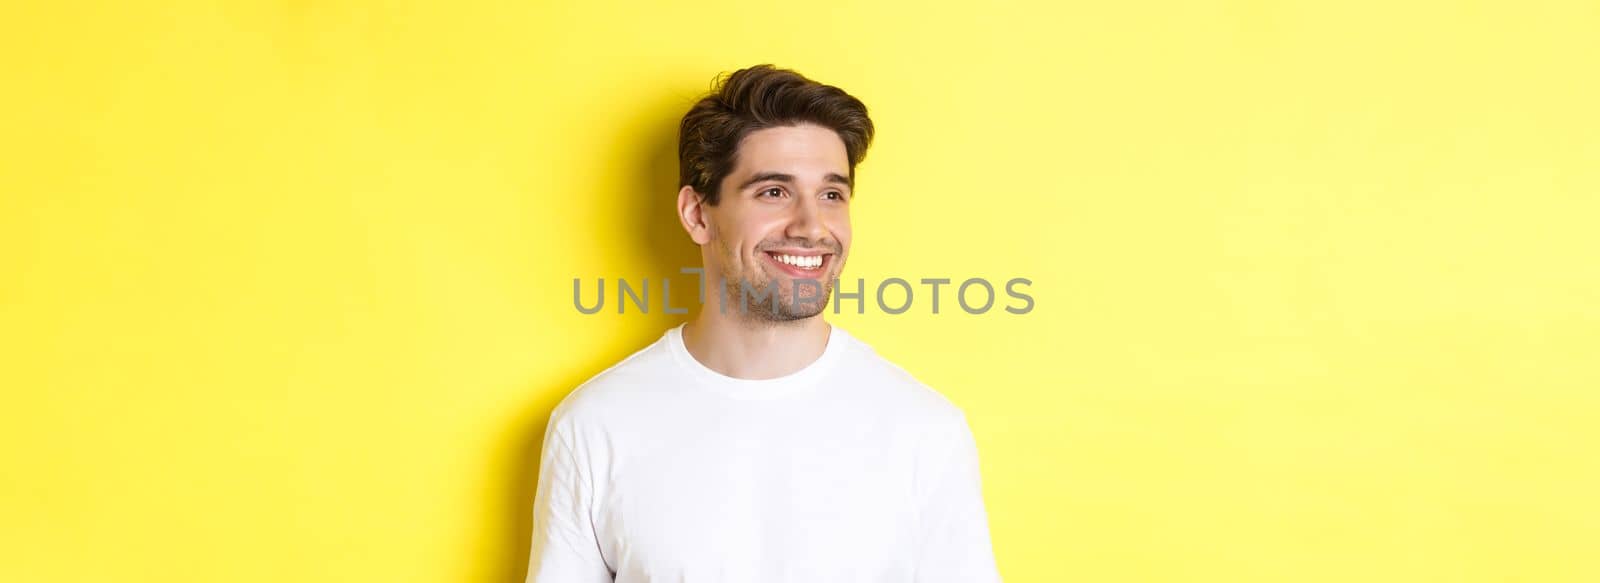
left=772, top=254, right=823, bottom=269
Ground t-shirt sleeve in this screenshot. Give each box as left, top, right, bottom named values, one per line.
left=525, top=412, right=614, bottom=583
left=914, top=408, right=1003, bottom=583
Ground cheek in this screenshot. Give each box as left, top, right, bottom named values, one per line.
left=743, top=216, right=787, bottom=248
left=711, top=214, right=759, bottom=258
left=830, top=216, right=852, bottom=247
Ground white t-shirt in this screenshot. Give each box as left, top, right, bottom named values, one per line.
left=525, top=322, right=1002, bottom=583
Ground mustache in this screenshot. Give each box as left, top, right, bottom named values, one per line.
left=757, top=239, right=842, bottom=253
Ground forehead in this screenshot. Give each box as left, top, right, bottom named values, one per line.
left=729, top=124, right=850, bottom=179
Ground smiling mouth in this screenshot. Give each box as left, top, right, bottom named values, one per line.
left=764, top=251, right=831, bottom=274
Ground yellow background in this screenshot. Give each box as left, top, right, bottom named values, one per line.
left=3, top=1, right=1597, bottom=581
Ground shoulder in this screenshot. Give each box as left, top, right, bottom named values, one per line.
left=545, top=330, right=676, bottom=430
left=834, top=327, right=969, bottom=428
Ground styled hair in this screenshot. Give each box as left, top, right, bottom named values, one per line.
left=678, top=64, right=875, bottom=205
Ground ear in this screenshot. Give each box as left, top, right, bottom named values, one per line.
left=677, top=185, right=713, bottom=245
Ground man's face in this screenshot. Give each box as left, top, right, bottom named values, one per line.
left=700, top=123, right=853, bottom=322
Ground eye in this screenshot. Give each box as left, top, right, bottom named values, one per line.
left=759, top=187, right=784, bottom=198
left=824, top=191, right=846, bottom=201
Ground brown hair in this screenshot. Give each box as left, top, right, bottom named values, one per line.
left=678, top=64, right=875, bottom=206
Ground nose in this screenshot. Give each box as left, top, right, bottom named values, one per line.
left=785, top=195, right=827, bottom=243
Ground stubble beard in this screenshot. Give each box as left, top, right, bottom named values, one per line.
left=713, top=242, right=836, bottom=324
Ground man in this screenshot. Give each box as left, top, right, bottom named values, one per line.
left=526, top=64, right=1002, bottom=582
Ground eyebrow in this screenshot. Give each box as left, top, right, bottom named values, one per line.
left=736, top=171, right=853, bottom=191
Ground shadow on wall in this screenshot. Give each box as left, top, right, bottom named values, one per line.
left=496, top=92, right=702, bottom=583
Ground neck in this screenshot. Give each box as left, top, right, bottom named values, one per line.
left=680, top=307, right=832, bottom=380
